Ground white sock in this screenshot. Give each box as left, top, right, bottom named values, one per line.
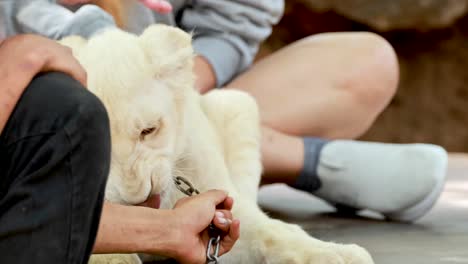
left=314, top=140, right=448, bottom=221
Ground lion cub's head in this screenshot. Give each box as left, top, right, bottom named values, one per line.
left=60, top=25, right=195, bottom=206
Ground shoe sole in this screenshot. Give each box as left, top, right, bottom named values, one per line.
left=384, top=161, right=447, bottom=222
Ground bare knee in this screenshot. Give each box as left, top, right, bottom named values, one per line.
left=312, top=32, right=399, bottom=137
left=341, top=32, right=399, bottom=112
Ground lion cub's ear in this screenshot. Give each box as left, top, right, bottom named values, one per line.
left=59, top=36, right=88, bottom=56
left=139, top=24, right=194, bottom=77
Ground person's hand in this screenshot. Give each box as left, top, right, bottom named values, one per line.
left=93, top=195, right=239, bottom=260
left=170, top=190, right=240, bottom=264
left=0, top=34, right=86, bottom=134
left=59, top=0, right=173, bottom=14
left=194, top=56, right=217, bottom=94
left=0, top=34, right=87, bottom=86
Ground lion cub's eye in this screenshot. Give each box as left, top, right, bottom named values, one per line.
left=140, top=127, right=158, bottom=140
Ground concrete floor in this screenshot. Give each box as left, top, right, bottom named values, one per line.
left=258, top=154, right=468, bottom=264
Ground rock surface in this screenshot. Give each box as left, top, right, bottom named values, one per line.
left=298, top=0, right=468, bottom=31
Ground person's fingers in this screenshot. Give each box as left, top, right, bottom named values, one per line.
left=218, top=219, right=240, bottom=256
left=40, top=44, right=88, bottom=86
left=213, top=210, right=233, bottom=232
left=218, top=196, right=234, bottom=210
left=201, top=189, right=228, bottom=206
left=43, top=52, right=88, bottom=87
left=216, top=210, right=233, bottom=221
left=140, top=0, right=173, bottom=13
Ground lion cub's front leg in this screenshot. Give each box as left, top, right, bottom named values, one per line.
left=223, top=198, right=374, bottom=264
left=201, top=90, right=262, bottom=201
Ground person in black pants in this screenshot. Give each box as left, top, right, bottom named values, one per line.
left=0, top=34, right=239, bottom=264
left=0, top=33, right=105, bottom=264
left=0, top=70, right=111, bottom=262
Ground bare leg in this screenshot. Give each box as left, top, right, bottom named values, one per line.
left=226, top=32, right=399, bottom=182
left=260, top=126, right=304, bottom=184
left=225, top=32, right=447, bottom=223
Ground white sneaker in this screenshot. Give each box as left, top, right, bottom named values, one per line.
left=314, top=141, right=448, bottom=222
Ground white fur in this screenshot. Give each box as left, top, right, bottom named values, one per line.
left=60, top=25, right=374, bottom=264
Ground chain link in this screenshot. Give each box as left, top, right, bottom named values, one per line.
left=173, top=176, right=221, bottom=264
left=174, top=176, right=200, bottom=196
left=206, top=236, right=221, bottom=263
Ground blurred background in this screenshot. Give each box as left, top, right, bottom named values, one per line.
left=258, top=0, right=468, bottom=152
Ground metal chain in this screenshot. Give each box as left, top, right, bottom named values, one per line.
left=173, top=176, right=222, bottom=264
left=174, top=176, right=200, bottom=196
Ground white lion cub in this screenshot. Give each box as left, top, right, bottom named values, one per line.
left=60, top=25, right=374, bottom=264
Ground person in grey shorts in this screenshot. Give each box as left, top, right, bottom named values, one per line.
left=1, top=0, right=448, bottom=222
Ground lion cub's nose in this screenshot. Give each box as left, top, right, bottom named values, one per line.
left=137, top=194, right=161, bottom=209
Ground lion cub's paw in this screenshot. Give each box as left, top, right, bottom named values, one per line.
left=273, top=249, right=346, bottom=264
left=335, top=244, right=374, bottom=264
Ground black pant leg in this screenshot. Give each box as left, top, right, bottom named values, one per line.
left=0, top=72, right=111, bottom=264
